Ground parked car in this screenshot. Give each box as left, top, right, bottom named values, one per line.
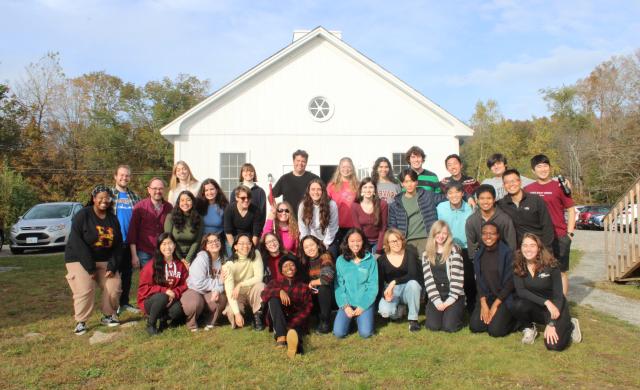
left=576, top=205, right=611, bottom=230
left=590, top=214, right=605, bottom=230
left=574, top=205, right=586, bottom=222
left=9, top=202, right=83, bottom=254
left=612, top=204, right=638, bottom=232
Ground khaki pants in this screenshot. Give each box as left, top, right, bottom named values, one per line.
left=225, top=282, right=265, bottom=327
left=181, top=289, right=228, bottom=330
left=65, top=261, right=122, bottom=322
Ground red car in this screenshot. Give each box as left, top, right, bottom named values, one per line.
left=576, top=205, right=611, bottom=230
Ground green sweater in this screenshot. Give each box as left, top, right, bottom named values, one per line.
left=334, top=252, right=379, bottom=310
left=164, top=214, right=203, bottom=263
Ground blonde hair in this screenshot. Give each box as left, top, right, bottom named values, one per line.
left=330, top=157, right=359, bottom=193
left=382, top=228, right=406, bottom=254
left=424, top=220, right=454, bottom=265
left=272, top=201, right=299, bottom=242
left=169, top=161, right=198, bottom=190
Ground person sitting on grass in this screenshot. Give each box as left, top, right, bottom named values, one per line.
left=377, top=228, right=423, bottom=332
left=422, top=221, right=465, bottom=333
left=137, top=232, right=189, bottom=335
left=261, top=254, right=313, bottom=358
left=259, top=232, right=287, bottom=283
left=512, top=233, right=582, bottom=350
left=222, top=234, right=266, bottom=330
left=333, top=228, right=379, bottom=339
left=180, top=233, right=227, bottom=332
left=298, top=235, right=335, bottom=334
left=64, top=184, right=123, bottom=335
left=469, top=222, right=517, bottom=337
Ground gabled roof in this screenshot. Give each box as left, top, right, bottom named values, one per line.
left=160, top=26, right=474, bottom=137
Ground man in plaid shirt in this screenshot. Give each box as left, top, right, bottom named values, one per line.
left=261, top=254, right=313, bottom=358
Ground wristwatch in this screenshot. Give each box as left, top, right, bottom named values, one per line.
left=568, top=232, right=574, bottom=238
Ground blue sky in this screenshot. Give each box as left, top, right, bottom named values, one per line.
left=1, top=0, right=638, bottom=121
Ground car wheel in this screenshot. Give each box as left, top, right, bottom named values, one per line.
left=10, top=247, right=24, bottom=255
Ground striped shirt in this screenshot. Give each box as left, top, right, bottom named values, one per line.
left=422, top=247, right=465, bottom=307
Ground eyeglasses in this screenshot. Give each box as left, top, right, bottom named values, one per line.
left=237, top=196, right=249, bottom=201
left=236, top=242, right=251, bottom=246
left=388, top=239, right=401, bottom=245
left=148, top=187, right=164, bottom=191
left=207, top=239, right=221, bottom=245
left=265, top=240, right=279, bottom=245
left=276, top=209, right=290, bottom=214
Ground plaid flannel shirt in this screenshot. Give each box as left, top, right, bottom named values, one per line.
left=261, top=278, right=313, bottom=330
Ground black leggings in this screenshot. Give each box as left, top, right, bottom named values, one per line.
left=461, top=249, right=477, bottom=313
left=425, top=298, right=465, bottom=332
left=118, top=244, right=132, bottom=306
left=268, top=298, right=304, bottom=353
left=313, top=284, right=333, bottom=323
left=512, top=298, right=573, bottom=351
left=144, top=293, right=184, bottom=327
left=469, top=297, right=516, bottom=337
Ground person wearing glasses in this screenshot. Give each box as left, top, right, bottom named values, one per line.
left=230, top=163, right=267, bottom=229
left=181, top=233, right=227, bottom=332
left=262, top=201, right=299, bottom=253
left=224, top=185, right=263, bottom=250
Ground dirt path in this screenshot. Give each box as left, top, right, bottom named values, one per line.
left=569, top=230, right=640, bottom=327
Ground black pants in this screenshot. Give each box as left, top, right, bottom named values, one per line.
left=268, top=298, right=304, bottom=353
left=469, top=297, right=516, bottom=337
left=512, top=298, right=573, bottom=351
left=118, top=244, right=133, bottom=306
left=144, top=293, right=184, bottom=327
left=425, top=298, right=465, bottom=332
left=313, top=284, right=333, bottom=323
left=461, top=249, right=477, bottom=313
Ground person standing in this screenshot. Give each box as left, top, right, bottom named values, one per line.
left=371, top=157, right=401, bottom=205
left=497, top=169, right=554, bottom=249
left=401, top=146, right=441, bottom=193
left=65, top=185, right=123, bottom=335
left=128, top=178, right=173, bottom=270
left=230, top=163, right=267, bottom=229
left=327, top=157, right=359, bottom=245
left=352, top=178, right=388, bottom=255
left=272, top=150, right=320, bottom=214
left=439, top=154, right=479, bottom=198
left=525, top=154, right=575, bottom=295
left=164, top=191, right=204, bottom=265
left=167, top=160, right=201, bottom=206
left=109, top=165, right=141, bottom=315
left=298, top=179, right=340, bottom=258
left=481, top=153, right=534, bottom=201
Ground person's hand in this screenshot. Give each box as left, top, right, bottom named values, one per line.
left=468, top=197, right=477, bottom=208
left=545, top=300, right=560, bottom=320
left=131, top=253, right=140, bottom=269
left=181, top=259, right=190, bottom=268
left=165, top=289, right=176, bottom=306
left=384, top=282, right=395, bottom=302
left=435, top=303, right=447, bottom=311
left=343, top=306, right=355, bottom=318
left=488, top=299, right=502, bottom=323
left=234, top=313, right=244, bottom=328
left=232, top=285, right=241, bottom=300
left=280, top=289, right=291, bottom=306
left=480, top=300, right=491, bottom=324
left=105, top=270, right=114, bottom=278
left=268, top=207, right=276, bottom=220
left=211, top=291, right=220, bottom=302
left=353, top=307, right=364, bottom=317
left=544, top=325, right=559, bottom=345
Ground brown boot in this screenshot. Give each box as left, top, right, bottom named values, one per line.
left=275, top=336, right=286, bottom=348
left=286, top=329, right=298, bottom=358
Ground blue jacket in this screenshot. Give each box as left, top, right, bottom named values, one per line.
left=334, top=252, right=379, bottom=310
left=387, top=188, right=447, bottom=238
left=473, top=241, right=515, bottom=309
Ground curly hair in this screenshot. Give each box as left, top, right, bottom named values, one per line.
left=270, top=201, right=299, bottom=242
left=354, top=177, right=382, bottom=226
left=171, top=190, right=201, bottom=233
left=301, top=178, right=332, bottom=234
left=259, top=232, right=287, bottom=260
left=513, top=233, right=558, bottom=277
left=196, top=178, right=229, bottom=215
left=371, top=157, right=398, bottom=185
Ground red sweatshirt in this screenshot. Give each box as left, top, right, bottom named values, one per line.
left=137, top=258, right=189, bottom=314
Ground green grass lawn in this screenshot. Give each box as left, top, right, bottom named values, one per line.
left=592, top=281, right=640, bottom=301
left=1, top=253, right=640, bottom=389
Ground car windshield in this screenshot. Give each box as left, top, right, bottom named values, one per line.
left=23, top=204, right=73, bottom=220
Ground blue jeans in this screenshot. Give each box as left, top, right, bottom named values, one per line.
left=137, top=251, right=153, bottom=269
left=378, top=280, right=422, bottom=321
left=333, top=305, right=375, bottom=338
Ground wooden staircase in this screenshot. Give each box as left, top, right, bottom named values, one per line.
left=604, top=178, right=640, bottom=281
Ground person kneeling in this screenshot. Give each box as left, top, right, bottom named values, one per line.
left=137, top=233, right=189, bottom=335
left=181, top=234, right=227, bottom=332
left=512, top=233, right=582, bottom=351
left=423, top=221, right=465, bottom=333
left=261, top=254, right=313, bottom=358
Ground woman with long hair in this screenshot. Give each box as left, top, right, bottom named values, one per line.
left=164, top=191, right=203, bottom=265
left=222, top=234, right=266, bottom=330
left=352, top=177, right=388, bottom=255
left=333, top=228, right=378, bottom=339
left=167, top=161, right=200, bottom=206
left=422, top=221, right=465, bottom=333
left=371, top=157, right=401, bottom=204
left=64, top=185, right=123, bottom=335
left=224, top=185, right=263, bottom=249
left=137, top=233, right=189, bottom=335
left=230, top=163, right=267, bottom=228
left=180, top=233, right=227, bottom=332
left=298, top=235, right=335, bottom=334
left=327, top=157, right=359, bottom=245
left=377, top=228, right=422, bottom=332
left=259, top=232, right=287, bottom=283
left=262, top=201, right=299, bottom=253
left=196, top=178, right=229, bottom=238
left=298, top=178, right=339, bottom=258
left=512, top=233, right=582, bottom=350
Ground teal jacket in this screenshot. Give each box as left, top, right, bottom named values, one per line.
left=334, top=252, right=379, bottom=310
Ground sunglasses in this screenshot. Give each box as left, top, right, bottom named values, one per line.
left=276, top=209, right=290, bottom=214
left=237, top=196, right=249, bottom=201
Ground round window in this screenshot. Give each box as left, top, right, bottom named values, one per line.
left=308, top=96, right=334, bottom=122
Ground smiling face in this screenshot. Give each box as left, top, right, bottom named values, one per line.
left=402, top=175, right=418, bottom=194
left=302, top=238, right=319, bottom=258
left=521, top=236, right=540, bottom=261
left=409, top=153, right=424, bottom=170
left=114, top=167, right=131, bottom=189
left=446, top=186, right=463, bottom=207
left=235, top=189, right=251, bottom=209
left=241, top=167, right=255, bottom=182
left=264, top=234, right=280, bottom=255
left=175, top=163, right=190, bottom=182
left=533, top=163, right=551, bottom=181
left=203, top=183, right=217, bottom=201
left=347, top=232, right=364, bottom=255
left=502, top=173, right=522, bottom=196
left=387, top=232, right=403, bottom=254
left=205, top=235, right=222, bottom=255
left=477, top=191, right=495, bottom=212
left=481, top=224, right=499, bottom=247
left=93, top=191, right=111, bottom=212
left=434, top=226, right=449, bottom=246
left=281, top=260, right=297, bottom=279
left=360, top=182, right=375, bottom=199
left=339, top=160, right=353, bottom=179
left=445, top=158, right=462, bottom=178
left=293, top=155, right=307, bottom=175
left=178, top=193, right=193, bottom=213
left=160, top=237, right=176, bottom=259
left=276, top=204, right=290, bottom=222
left=234, top=235, right=252, bottom=257
left=490, top=161, right=506, bottom=177
left=377, top=161, right=390, bottom=180
left=309, top=182, right=323, bottom=202
left=147, top=179, right=165, bottom=201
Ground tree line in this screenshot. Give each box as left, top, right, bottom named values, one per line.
left=2, top=50, right=639, bottom=227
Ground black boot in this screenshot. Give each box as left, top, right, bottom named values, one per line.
left=316, top=320, right=331, bottom=334
left=253, top=310, right=265, bottom=331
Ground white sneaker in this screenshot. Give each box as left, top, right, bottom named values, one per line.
left=204, top=325, right=214, bottom=331
left=571, top=318, right=582, bottom=343
left=521, top=325, right=538, bottom=344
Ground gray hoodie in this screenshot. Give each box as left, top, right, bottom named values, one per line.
left=186, top=250, right=224, bottom=294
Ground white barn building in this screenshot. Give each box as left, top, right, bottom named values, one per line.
left=160, top=26, right=474, bottom=197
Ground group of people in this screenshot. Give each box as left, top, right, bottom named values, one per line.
left=63, top=146, right=582, bottom=358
